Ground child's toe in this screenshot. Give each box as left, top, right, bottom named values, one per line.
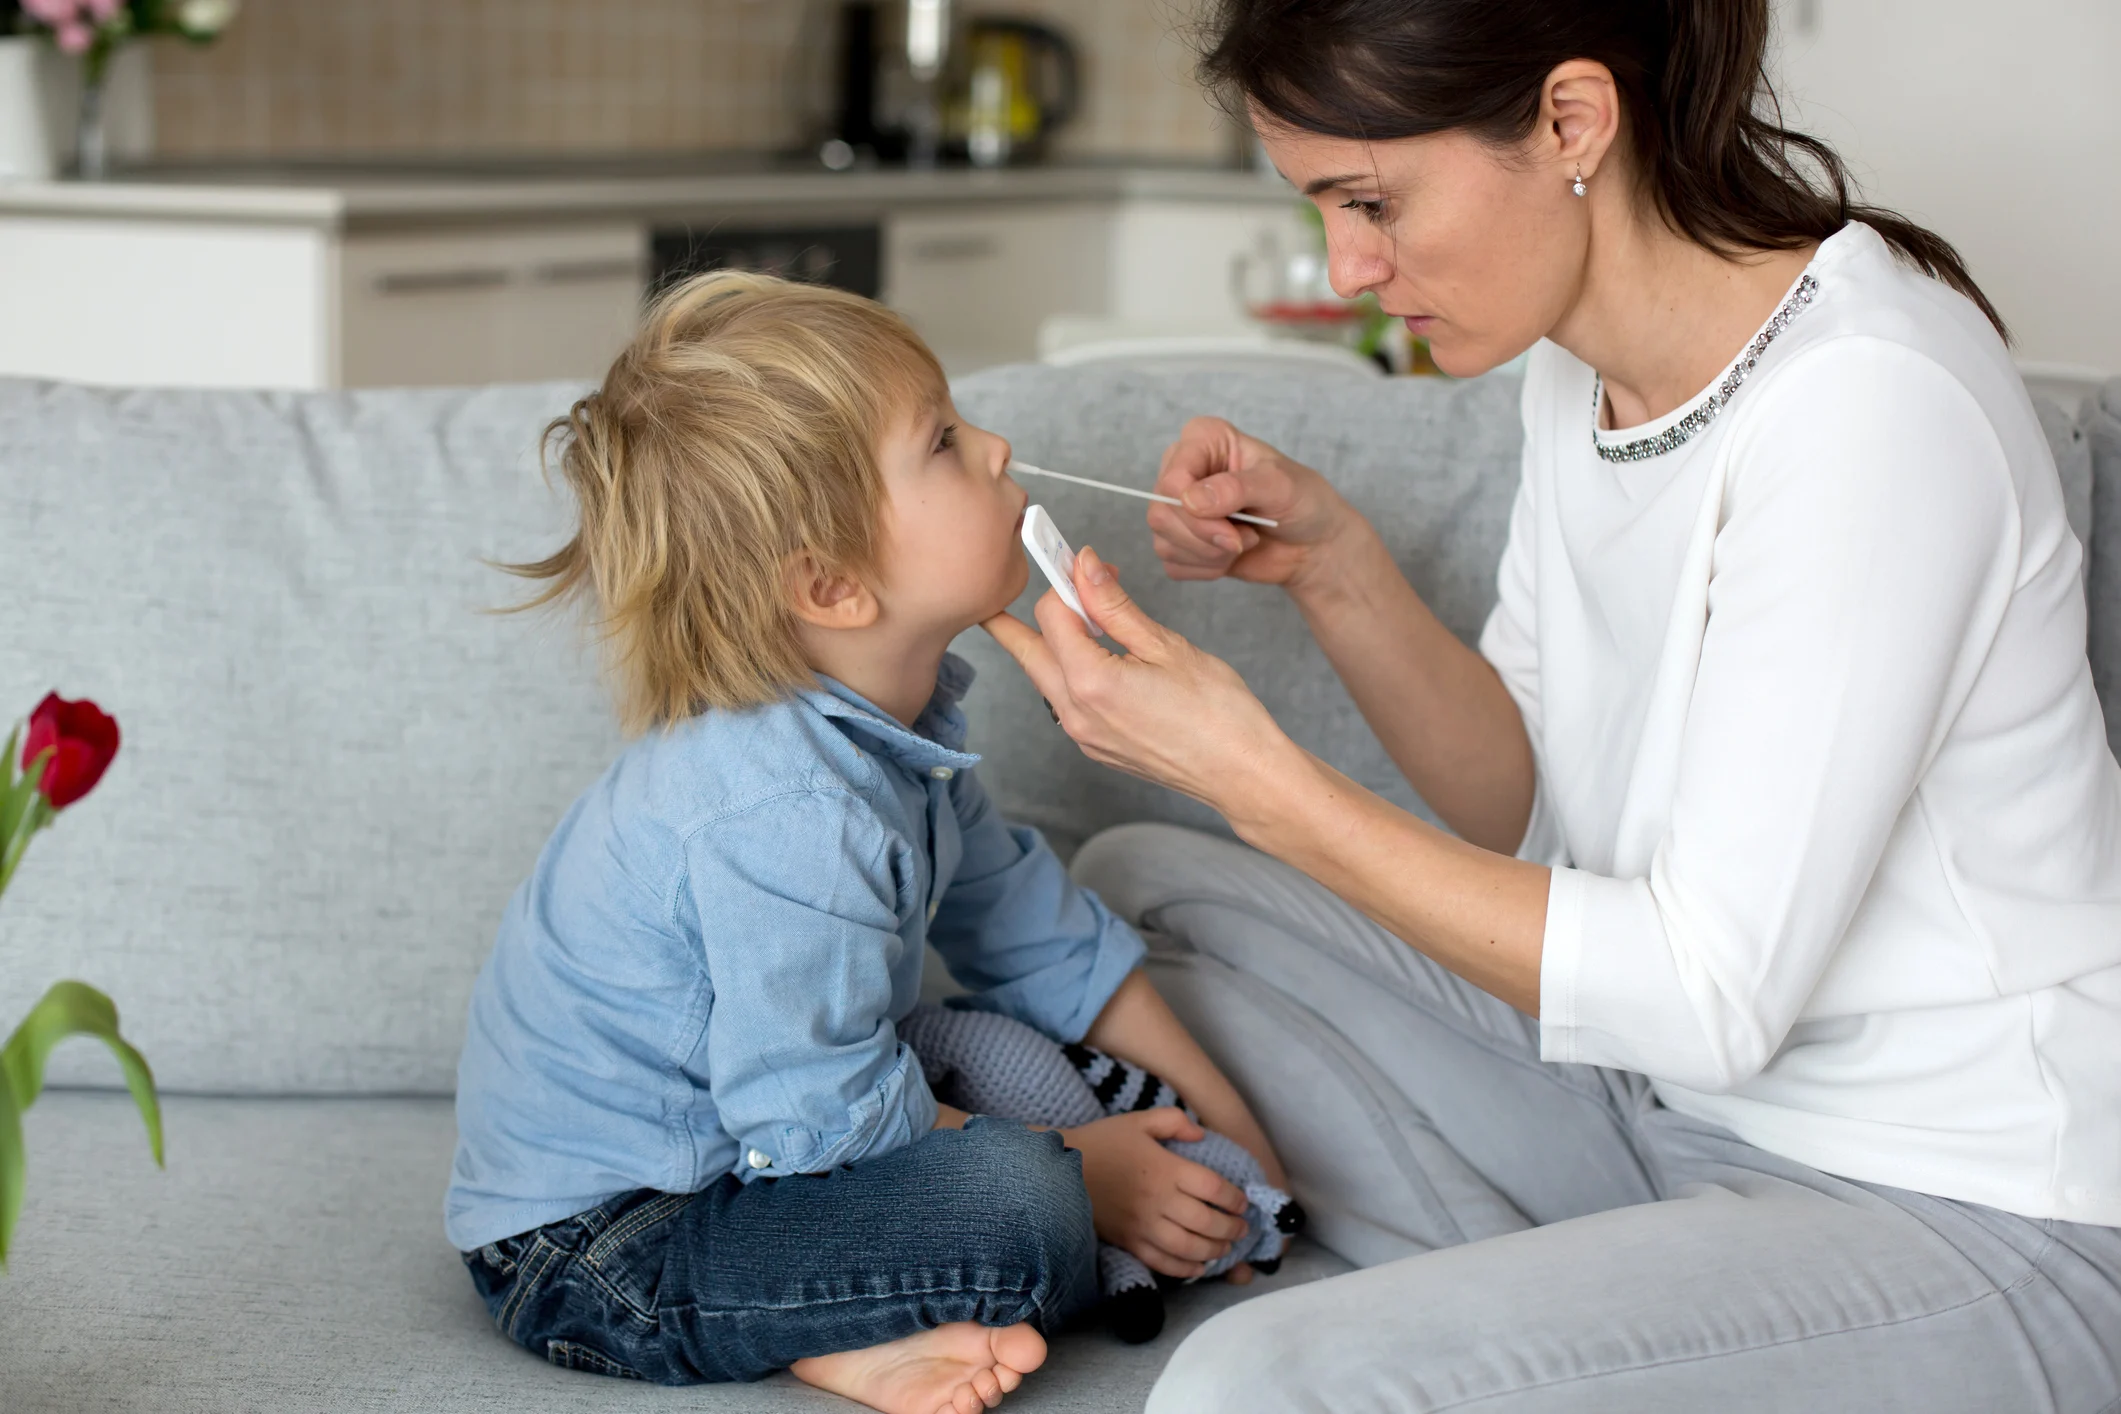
left=989, top=1322, right=1047, bottom=1375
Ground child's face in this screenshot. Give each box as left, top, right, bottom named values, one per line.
left=872, top=390, right=1031, bottom=636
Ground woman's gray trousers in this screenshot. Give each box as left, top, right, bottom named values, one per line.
left=1071, top=823, right=2121, bottom=1413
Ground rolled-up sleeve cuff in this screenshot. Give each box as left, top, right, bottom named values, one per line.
left=1537, top=866, right=1589, bottom=1063
left=1538, top=867, right=1743, bottom=1090
left=968, top=901, right=1149, bottom=1044
left=744, top=1042, right=938, bottom=1180
left=1056, top=908, right=1149, bottom=1041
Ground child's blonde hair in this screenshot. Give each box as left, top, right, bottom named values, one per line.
left=506, top=270, right=946, bottom=732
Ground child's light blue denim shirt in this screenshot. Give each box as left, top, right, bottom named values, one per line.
left=444, top=654, right=1145, bottom=1251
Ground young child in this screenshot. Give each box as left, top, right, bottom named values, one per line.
left=447, top=271, right=1286, bottom=1414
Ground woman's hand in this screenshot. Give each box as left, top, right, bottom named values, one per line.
left=1061, top=1108, right=1252, bottom=1279
left=1149, top=416, right=1364, bottom=593
left=983, top=547, right=1294, bottom=813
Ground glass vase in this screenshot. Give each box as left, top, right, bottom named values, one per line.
left=74, top=66, right=107, bottom=181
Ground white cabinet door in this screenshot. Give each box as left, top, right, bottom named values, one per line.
left=883, top=205, right=1113, bottom=376
left=1108, top=201, right=1315, bottom=332
left=882, top=198, right=1309, bottom=376
left=339, top=225, right=646, bottom=388
left=0, top=215, right=334, bottom=388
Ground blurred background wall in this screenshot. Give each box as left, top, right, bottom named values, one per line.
left=126, top=0, right=2121, bottom=374
left=1774, top=0, right=2121, bottom=374
left=148, top=0, right=1232, bottom=163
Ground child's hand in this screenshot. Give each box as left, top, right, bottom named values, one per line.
left=1061, top=1108, right=1252, bottom=1279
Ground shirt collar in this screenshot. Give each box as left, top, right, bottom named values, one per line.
left=801, top=652, right=982, bottom=774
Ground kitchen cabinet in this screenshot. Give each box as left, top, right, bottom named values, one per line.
left=0, top=211, right=336, bottom=388
left=884, top=204, right=1114, bottom=375
left=339, top=225, right=645, bottom=387
left=0, top=214, right=644, bottom=390
left=882, top=199, right=1310, bottom=376
left=0, top=166, right=1306, bottom=390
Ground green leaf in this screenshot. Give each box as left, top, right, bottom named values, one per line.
left=0, top=725, right=27, bottom=849
left=0, top=1070, right=21, bottom=1268
left=0, top=743, right=54, bottom=900
left=1, top=981, right=163, bottom=1168
left=0, top=985, right=164, bottom=1270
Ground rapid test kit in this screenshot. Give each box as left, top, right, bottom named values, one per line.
left=1013, top=458, right=1281, bottom=630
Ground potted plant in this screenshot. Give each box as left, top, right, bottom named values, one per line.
left=7, top=0, right=239, bottom=179
left=0, top=693, right=160, bottom=1266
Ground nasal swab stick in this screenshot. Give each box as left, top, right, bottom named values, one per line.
left=1009, top=460, right=1280, bottom=529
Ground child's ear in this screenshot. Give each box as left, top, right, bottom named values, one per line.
left=784, top=551, right=881, bottom=631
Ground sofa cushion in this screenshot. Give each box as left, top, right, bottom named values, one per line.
left=2036, top=389, right=2095, bottom=572
left=0, top=379, right=614, bottom=1095
left=2084, top=379, right=2121, bottom=752
left=3, top=1092, right=1350, bottom=1413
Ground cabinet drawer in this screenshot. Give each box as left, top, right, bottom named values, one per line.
left=339, top=225, right=647, bottom=388
left=883, top=206, right=1112, bottom=374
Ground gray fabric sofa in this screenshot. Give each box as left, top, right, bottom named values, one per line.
left=2, top=365, right=2114, bottom=1412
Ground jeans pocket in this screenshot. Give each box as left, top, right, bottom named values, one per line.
left=585, top=1191, right=694, bottom=1266
left=545, top=1339, right=646, bottom=1381
left=582, top=1190, right=695, bottom=1319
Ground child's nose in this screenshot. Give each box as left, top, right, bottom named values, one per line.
left=994, top=437, right=1014, bottom=479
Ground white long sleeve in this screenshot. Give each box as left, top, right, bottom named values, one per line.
left=1480, top=224, right=2121, bottom=1224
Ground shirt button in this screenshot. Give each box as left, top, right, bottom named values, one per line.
left=930, top=765, right=955, bottom=781
left=746, top=1148, right=773, bottom=1171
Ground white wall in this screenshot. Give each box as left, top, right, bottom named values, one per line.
left=1773, top=0, right=2121, bottom=377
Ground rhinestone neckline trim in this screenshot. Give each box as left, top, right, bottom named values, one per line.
left=1592, top=272, right=1821, bottom=464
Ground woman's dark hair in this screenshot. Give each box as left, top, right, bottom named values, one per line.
left=1200, top=0, right=2008, bottom=339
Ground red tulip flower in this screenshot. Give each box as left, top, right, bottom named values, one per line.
left=1, top=689, right=159, bottom=1269
left=21, top=693, right=121, bottom=809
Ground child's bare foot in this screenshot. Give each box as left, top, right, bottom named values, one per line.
left=790, top=1322, right=1047, bottom=1414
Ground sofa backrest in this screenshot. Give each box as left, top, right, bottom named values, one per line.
left=1, top=379, right=614, bottom=1095
left=2084, top=381, right=2121, bottom=749
left=0, top=369, right=2103, bottom=1097
left=948, top=365, right=2103, bottom=855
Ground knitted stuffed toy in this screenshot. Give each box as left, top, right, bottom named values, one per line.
left=898, top=1002, right=1305, bottom=1344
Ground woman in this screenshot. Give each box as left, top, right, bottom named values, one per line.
left=983, top=0, right=2121, bottom=1408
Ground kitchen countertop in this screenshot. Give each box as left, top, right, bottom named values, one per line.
left=0, top=158, right=1295, bottom=229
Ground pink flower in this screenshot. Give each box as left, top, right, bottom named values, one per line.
left=21, top=0, right=126, bottom=46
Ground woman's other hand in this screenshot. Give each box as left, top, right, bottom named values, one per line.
left=1061, top=1108, right=1252, bottom=1279
left=983, top=547, right=1292, bottom=813
left=1149, top=416, right=1360, bottom=591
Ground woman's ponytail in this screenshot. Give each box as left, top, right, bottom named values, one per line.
left=1200, top=0, right=2008, bottom=340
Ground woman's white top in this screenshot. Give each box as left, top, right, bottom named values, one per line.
left=1483, top=222, right=2121, bottom=1225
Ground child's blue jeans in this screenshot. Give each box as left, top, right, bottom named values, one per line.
left=462, top=1117, right=1100, bottom=1384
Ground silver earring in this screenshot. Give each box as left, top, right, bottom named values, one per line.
left=1572, top=167, right=1588, bottom=197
